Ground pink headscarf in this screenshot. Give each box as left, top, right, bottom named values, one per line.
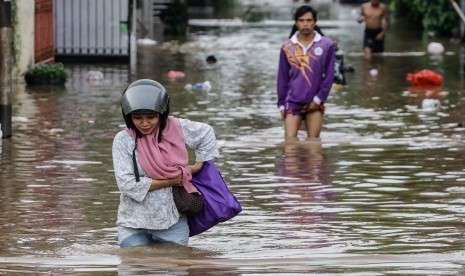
left=126, top=116, right=199, bottom=194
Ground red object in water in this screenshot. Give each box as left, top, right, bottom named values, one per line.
left=406, top=69, right=443, bottom=86
left=167, top=70, right=185, bottom=79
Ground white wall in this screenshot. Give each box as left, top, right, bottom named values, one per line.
left=15, top=0, right=35, bottom=81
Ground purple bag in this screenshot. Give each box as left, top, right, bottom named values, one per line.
left=188, top=161, right=242, bottom=236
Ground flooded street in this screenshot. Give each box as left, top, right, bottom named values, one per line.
left=1, top=0, right=465, bottom=274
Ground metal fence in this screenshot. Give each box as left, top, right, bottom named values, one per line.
left=54, top=0, right=130, bottom=61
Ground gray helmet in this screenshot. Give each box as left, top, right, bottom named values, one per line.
left=121, top=79, right=169, bottom=116
left=121, top=79, right=170, bottom=141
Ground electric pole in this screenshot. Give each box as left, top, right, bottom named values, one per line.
left=0, top=0, right=12, bottom=139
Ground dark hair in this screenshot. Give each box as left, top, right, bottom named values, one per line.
left=126, top=109, right=169, bottom=142
left=289, top=5, right=323, bottom=38
left=125, top=102, right=170, bottom=142
left=294, top=5, right=317, bottom=21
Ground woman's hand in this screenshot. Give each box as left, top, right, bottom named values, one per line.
left=190, top=162, right=204, bottom=175
left=171, top=175, right=183, bottom=187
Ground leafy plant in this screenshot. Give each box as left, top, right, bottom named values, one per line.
left=24, top=63, right=68, bottom=85
left=389, top=0, right=460, bottom=37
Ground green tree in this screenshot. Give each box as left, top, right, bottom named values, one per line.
left=159, top=0, right=188, bottom=35
left=389, top=0, right=460, bottom=37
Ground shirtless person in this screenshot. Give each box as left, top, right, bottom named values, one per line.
left=357, top=0, right=390, bottom=59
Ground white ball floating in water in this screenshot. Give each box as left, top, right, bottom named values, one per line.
left=427, top=42, right=444, bottom=55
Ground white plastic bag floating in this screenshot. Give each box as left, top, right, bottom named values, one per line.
left=421, top=98, right=440, bottom=112
left=137, top=38, right=157, bottom=45
left=184, top=81, right=211, bottom=92
left=85, top=71, right=105, bottom=85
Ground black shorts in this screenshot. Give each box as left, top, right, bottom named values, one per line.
left=363, top=28, right=384, bottom=53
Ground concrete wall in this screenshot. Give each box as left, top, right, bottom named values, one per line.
left=15, top=0, right=35, bottom=81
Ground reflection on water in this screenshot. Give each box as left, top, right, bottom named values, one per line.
left=1, top=0, right=465, bottom=274
left=276, top=140, right=333, bottom=225
left=274, top=140, right=335, bottom=249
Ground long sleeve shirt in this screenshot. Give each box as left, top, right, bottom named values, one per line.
left=112, top=118, right=219, bottom=230
left=277, top=31, right=335, bottom=110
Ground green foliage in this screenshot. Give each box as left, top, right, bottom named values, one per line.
left=389, top=0, right=460, bottom=37
left=242, top=6, right=269, bottom=22
left=159, top=0, right=188, bottom=35
left=24, top=63, right=68, bottom=85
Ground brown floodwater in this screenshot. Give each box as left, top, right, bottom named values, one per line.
left=1, top=0, right=465, bottom=274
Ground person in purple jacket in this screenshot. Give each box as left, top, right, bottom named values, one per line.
left=277, top=5, right=335, bottom=139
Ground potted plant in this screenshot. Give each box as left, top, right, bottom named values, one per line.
left=24, top=63, right=68, bottom=85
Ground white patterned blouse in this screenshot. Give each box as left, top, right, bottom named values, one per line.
left=112, top=118, right=219, bottom=230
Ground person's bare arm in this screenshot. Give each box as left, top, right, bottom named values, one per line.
left=149, top=175, right=182, bottom=191
left=149, top=162, right=205, bottom=191
left=376, top=5, right=390, bottom=40
left=190, top=162, right=204, bottom=174
left=382, top=5, right=390, bottom=33
left=357, top=4, right=365, bottom=23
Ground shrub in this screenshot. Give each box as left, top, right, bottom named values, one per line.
left=24, top=63, right=68, bottom=85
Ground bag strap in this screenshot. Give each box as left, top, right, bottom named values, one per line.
left=132, top=136, right=140, bottom=182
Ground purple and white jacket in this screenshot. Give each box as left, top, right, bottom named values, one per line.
left=277, top=31, right=335, bottom=111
